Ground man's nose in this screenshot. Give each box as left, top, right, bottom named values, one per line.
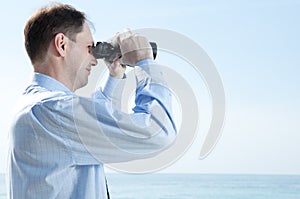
left=91, top=55, right=98, bottom=66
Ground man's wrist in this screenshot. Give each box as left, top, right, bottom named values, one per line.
left=109, top=73, right=126, bottom=79
left=135, top=59, right=156, bottom=67
left=102, top=75, right=126, bottom=99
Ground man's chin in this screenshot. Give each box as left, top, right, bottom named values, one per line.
left=73, top=79, right=88, bottom=92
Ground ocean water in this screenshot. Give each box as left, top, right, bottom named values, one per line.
left=1, top=173, right=299, bottom=199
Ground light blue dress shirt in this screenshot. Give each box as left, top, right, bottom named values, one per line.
left=7, top=60, right=177, bottom=199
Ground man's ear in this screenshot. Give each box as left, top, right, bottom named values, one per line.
left=54, top=33, right=67, bottom=57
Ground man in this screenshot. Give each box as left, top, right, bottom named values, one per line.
left=7, top=3, right=176, bottom=199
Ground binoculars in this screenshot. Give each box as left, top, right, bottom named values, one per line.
left=92, top=41, right=157, bottom=63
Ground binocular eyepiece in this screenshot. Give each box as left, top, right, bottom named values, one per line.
left=92, top=42, right=157, bottom=63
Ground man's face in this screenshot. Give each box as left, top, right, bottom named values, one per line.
left=66, top=22, right=97, bottom=91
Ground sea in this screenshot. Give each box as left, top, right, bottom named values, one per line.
left=1, top=173, right=299, bottom=199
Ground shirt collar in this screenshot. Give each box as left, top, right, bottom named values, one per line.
left=32, top=73, right=73, bottom=94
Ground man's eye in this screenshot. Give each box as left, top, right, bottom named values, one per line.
left=88, top=46, right=93, bottom=54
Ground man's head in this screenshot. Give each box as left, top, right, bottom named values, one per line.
left=24, top=4, right=86, bottom=64
left=24, top=3, right=97, bottom=91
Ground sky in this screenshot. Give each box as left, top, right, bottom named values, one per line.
left=0, top=0, right=300, bottom=174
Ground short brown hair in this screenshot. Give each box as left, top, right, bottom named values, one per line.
left=24, top=4, right=86, bottom=64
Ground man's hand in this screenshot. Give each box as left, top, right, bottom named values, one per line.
left=104, top=29, right=153, bottom=78
left=118, top=29, right=153, bottom=66
left=104, top=33, right=126, bottom=79
left=105, top=58, right=126, bottom=79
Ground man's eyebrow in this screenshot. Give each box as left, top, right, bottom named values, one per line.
left=86, top=41, right=94, bottom=47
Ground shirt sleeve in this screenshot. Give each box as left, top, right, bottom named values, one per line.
left=36, top=60, right=177, bottom=164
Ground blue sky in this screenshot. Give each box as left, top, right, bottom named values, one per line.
left=0, top=0, right=299, bottom=174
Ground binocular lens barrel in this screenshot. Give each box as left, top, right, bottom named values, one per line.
left=92, top=42, right=157, bottom=63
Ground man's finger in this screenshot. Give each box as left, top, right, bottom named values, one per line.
left=123, top=28, right=132, bottom=36
left=110, top=32, right=119, bottom=46
left=118, top=28, right=132, bottom=43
